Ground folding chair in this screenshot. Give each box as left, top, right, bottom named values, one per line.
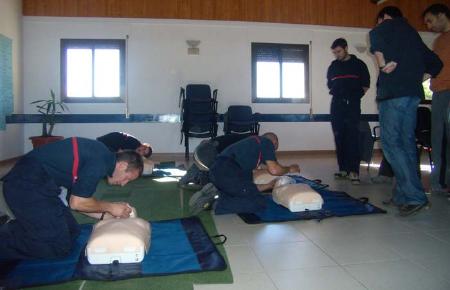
left=223, top=105, right=260, bottom=135
left=359, top=121, right=374, bottom=171
left=179, top=84, right=218, bottom=160
left=415, top=106, right=432, bottom=169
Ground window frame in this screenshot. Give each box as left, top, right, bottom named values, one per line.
left=251, top=42, right=310, bottom=104
left=60, top=39, right=126, bottom=103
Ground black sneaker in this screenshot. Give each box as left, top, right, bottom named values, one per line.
left=0, top=214, right=10, bottom=225
left=399, top=201, right=430, bottom=217
left=189, top=183, right=220, bottom=215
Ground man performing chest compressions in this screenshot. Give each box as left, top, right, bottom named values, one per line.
left=189, top=132, right=301, bottom=215
left=0, top=137, right=143, bottom=260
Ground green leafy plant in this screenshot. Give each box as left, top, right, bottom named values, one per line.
left=30, top=90, right=68, bottom=136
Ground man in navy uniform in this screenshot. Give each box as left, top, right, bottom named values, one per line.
left=97, top=132, right=152, bottom=158
left=190, top=132, right=300, bottom=214
left=0, top=137, right=143, bottom=260
left=327, top=38, right=370, bottom=184
left=179, top=133, right=254, bottom=188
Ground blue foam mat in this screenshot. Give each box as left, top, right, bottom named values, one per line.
left=0, top=217, right=226, bottom=289
left=239, top=176, right=386, bottom=224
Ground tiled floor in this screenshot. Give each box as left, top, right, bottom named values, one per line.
left=193, top=153, right=450, bottom=290
left=1, top=152, right=449, bottom=290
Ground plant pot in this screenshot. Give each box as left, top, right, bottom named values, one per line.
left=29, top=136, right=64, bottom=149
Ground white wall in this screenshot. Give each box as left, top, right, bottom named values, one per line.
left=0, top=0, right=23, bottom=160
left=22, top=17, right=437, bottom=153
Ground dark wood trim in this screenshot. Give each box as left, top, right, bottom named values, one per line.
left=23, top=0, right=450, bottom=31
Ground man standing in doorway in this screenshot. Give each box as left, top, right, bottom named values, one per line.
left=369, top=6, right=443, bottom=216
left=423, top=3, right=450, bottom=197
left=327, top=38, right=370, bottom=185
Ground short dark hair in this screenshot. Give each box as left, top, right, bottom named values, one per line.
left=377, top=6, right=403, bottom=21
left=143, top=144, right=152, bottom=158
left=116, top=150, right=144, bottom=176
left=331, top=38, right=348, bottom=49
left=422, top=3, right=450, bottom=19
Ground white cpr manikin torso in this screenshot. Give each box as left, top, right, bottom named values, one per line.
left=86, top=207, right=151, bottom=264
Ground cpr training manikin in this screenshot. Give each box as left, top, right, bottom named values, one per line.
left=86, top=206, right=151, bottom=264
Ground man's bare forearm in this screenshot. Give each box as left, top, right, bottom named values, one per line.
left=69, top=195, right=111, bottom=213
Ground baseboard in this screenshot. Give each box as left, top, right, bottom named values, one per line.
left=0, top=156, right=21, bottom=165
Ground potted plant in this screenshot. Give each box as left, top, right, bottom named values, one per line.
left=29, top=90, right=69, bottom=148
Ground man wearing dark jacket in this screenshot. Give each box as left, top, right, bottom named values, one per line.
left=97, top=132, right=152, bottom=158
left=0, top=138, right=143, bottom=260
left=327, top=38, right=370, bottom=185
left=370, top=6, right=443, bottom=216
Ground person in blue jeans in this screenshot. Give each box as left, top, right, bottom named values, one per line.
left=369, top=6, right=443, bottom=216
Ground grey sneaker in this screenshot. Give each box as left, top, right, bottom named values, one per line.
left=189, top=183, right=220, bottom=215
left=334, top=171, right=348, bottom=179
left=371, top=175, right=393, bottom=184
left=349, top=172, right=360, bottom=185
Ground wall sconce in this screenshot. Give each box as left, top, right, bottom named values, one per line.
left=354, top=43, right=367, bottom=53
left=186, top=40, right=200, bottom=55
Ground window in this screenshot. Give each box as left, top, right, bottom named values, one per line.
left=252, top=43, right=309, bottom=103
left=60, top=39, right=125, bottom=103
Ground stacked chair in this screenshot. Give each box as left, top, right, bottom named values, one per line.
left=223, top=105, right=260, bottom=135
left=179, top=84, right=218, bottom=160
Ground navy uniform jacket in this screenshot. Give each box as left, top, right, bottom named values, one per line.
left=369, top=18, right=442, bottom=101
left=218, top=136, right=276, bottom=172
left=327, top=54, right=370, bottom=100
left=25, top=137, right=115, bottom=198
left=96, top=132, right=142, bottom=153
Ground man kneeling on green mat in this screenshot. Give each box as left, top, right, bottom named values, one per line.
left=189, top=133, right=300, bottom=215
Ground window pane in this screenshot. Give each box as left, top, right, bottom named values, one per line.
left=282, top=62, right=305, bottom=99
left=67, top=49, right=92, bottom=97
left=257, top=61, right=280, bottom=98
left=94, top=49, right=120, bottom=97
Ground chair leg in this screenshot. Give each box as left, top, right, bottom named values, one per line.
left=184, top=134, right=190, bottom=161
left=427, top=149, right=433, bottom=169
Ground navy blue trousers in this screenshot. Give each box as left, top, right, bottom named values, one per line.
left=0, top=157, right=80, bottom=260
left=210, top=157, right=266, bottom=214
left=330, top=98, right=361, bottom=173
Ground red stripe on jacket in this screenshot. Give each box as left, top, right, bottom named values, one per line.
left=331, top=74, right=360, bottom=81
